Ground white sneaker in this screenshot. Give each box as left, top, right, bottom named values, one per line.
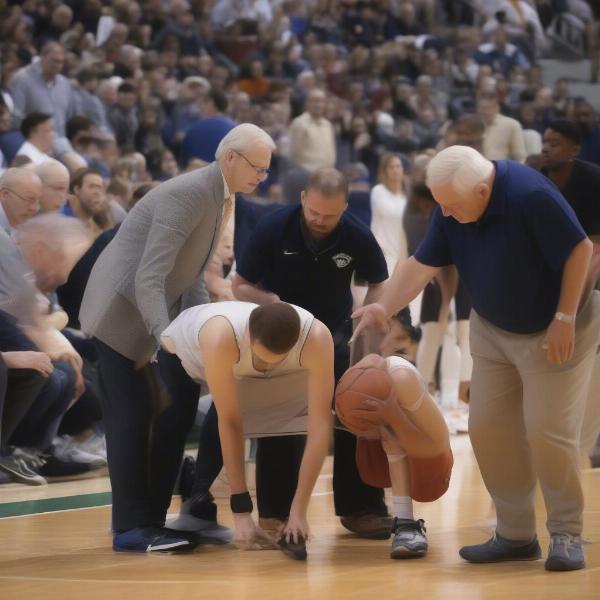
left=53, top=436, right=106, bottom=468
left=76, top=433, right=107, bottom=461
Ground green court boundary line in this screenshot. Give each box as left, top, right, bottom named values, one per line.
left=0, top=491, right=111, bottom=518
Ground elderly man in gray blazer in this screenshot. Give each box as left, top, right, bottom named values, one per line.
left=80, top=123, right=275, bottom=553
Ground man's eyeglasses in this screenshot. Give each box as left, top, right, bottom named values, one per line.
left=234, top=150, right=270, bottom=177
left=1, top=187, right=40, bottom=206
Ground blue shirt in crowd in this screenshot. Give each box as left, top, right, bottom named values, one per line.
left=180, top=116, right=235, bottom=167
left=236, top=204, right=388, bottom=336
left=414, top=161, right=586, bottom=334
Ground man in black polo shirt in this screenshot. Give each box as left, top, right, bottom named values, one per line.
left=540, top=119, right=600, bottom=244
left=232, top=167, right=391, bottom=538
left=354, top=146, right=600, bottom=571
left=539, top=119, right=600, bottom=466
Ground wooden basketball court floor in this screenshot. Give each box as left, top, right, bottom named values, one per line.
left=1, top=436, right=599, bottom=600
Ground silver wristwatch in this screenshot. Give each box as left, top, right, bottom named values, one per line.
left=554, top=312, right=576, bottom=324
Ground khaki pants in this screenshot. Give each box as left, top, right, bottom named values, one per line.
left=469, top=291, right=600, bottom=540
left=579, top=349, right=600, bottom=455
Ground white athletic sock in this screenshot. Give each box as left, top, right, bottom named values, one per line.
left=392, top=496, right=414, bottom=520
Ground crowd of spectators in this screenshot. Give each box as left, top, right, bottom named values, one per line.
left=1, top=0, right=600, bottom=486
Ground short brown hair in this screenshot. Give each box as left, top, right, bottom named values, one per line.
left=249, top=303, right=301, bottom=354
left=305, top=167, right=348, bottom=199
left=70, top=167, right=103, bottom=193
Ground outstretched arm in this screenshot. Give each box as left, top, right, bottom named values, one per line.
left=351, top=257, right=439, bottom=341
left=201, top=318, right=274, bottom=549
left=284, top=320, right=334, bottom=542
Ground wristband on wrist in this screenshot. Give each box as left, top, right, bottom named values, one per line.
left=230, top=491, right=253, bottom=514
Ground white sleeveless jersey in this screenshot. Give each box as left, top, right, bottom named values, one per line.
left=160, top=301, right=315, bottom=437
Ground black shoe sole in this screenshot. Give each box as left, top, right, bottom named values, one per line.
left=278, top=535, right=307, bottom=560
left=390, top=550, right=427, bottom=559
left=459, top=553, right=542, bottom=563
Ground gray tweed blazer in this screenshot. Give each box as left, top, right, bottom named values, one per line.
left=79, top=161, right=226, bottom=362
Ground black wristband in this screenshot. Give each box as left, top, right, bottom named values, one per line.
left=230, top=492, right=253, bottom=514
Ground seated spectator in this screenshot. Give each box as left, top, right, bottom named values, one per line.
left=477, top=91, right=526, bottom=161
left=15, top=112, right=54, bottom=165
left=106, top=178, right=131, bottom=213
left=180, top=90, right=235, bottom=167
left=35, top=159, right=70, bottom=213
left=473, top=27, right=530, bottom=78
left=108, top=83, right=139, bottom=148
left=147, top=148, right=179, bottom=181
left=72, top=68, right=113, bottom=134
left=575, top=101, right=600, bottom=165
left=0, top=102, right=25, bottom=169
left=152, top=0, right=206, bottom=56
left=288, top=89, right=336, bottom=172
left=238, top=59, right=271, bottom=99
left=8, top=42, right=75, bottom=146
left=1, top=214, right=100, bottom=480
left=62, top=168, right=111, bottom=237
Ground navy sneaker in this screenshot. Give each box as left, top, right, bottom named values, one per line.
left=113, top=526, right=197, bottom=553
left=390, top=518, right=427, bottom=559
left=459, top=533, right=541, bottom=563
left=545, top=534, right=585, bottom=571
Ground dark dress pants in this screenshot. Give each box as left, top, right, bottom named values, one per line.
left=94, top=339, right=201, bottom=531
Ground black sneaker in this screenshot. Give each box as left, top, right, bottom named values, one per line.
left=390, top=518, right=428, bottom=559
left=459, top=533, right=542, bottom=563
left=277, top=533, right=307, bottom=561
left=113, top=526, right=197, bottom=553
left=36, top=453, right=91, bottom=478
left=0, top=453, right=47, bottom=485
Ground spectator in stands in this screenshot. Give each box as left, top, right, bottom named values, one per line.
left=575, top=101, right=600, bottom=165
left=63, top=168, right=110, bottom=237
left=180, top=89, right=235, bottom=167
left=72, top=68, right=113, bottom=134
left=35, top=159, right=70, bottom=214
left=473, top=26, right=530, bottom=78
left=108, top=83, right=139, bottom=148
left=477, top=91, right=527, bottom=161
left=15, top=112, right=54, bottom=165
left=9, top=42, right=74, bottom=146
left=0, top=102, right=24, bottom=169
left=288, top=89, right=336, bottom=172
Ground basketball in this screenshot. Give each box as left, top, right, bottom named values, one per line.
left=335, top=366, right=394, bottom=434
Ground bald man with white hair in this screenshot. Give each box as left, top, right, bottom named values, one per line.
left=35, top=160, right=70, bottom=213
left=354, top=145, right=600, bottom=572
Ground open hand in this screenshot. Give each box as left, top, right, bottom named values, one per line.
left=233, top=513, right=277, bottom=550
left=282, top=511, right=310, bottom=545
left=542, top=319, right=575, bottom=365
left=350, top=303, right=389, bottom=344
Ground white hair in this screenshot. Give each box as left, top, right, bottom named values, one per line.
left=426, top=145, right=494, bottom=195
left=215, top=123, right=275, bottom=160
left=14, top=213, right=93, bottom=254
left=34, top=159, right=70, bottom=183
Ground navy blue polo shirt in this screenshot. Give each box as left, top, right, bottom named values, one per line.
left=414, top=161, right=586, bottom=334
left=236, top=205, right=388, bottom=335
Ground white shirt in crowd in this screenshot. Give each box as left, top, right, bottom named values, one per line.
left=370, top=183, right=408, bottom=276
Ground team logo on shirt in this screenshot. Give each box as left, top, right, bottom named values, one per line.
left=332, top=253, right=353, bottom=268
